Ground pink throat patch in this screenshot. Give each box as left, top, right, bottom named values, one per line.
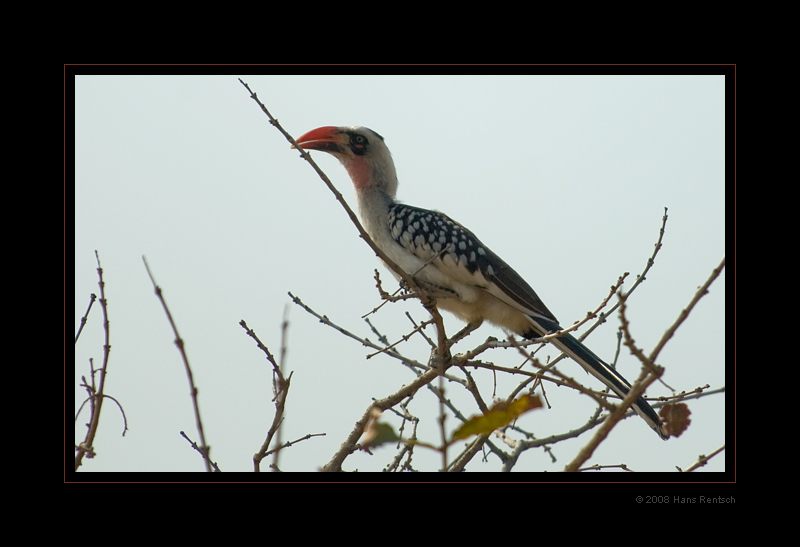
left=344, top=157, right=372, bottom=190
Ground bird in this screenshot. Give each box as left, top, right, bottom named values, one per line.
left=293, top=125, right=668, bottom=440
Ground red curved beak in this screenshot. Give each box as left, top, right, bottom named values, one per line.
left=292, top=126, right=344, bottom=152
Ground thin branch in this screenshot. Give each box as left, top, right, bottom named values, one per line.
left=658, top=385, right=724, bottom=404
left=437, top=373, right=448, bottom=471
left=263, top=433, right=327, bottom=458
left=74, top=293, right=96, bottom=344
left=649, top=256, right=725, bottom=363
left=75, top=252, right=112, bottom=471
left=406, top=312, right=436, bottom=349
left=501, top=210, right=670, bottom=407
left=495, top=210, right=676, bottom=470
left=507, top=385, right=726, bottom=464
left=563, top=292, right=664, bottom=472
left=273, top=306, right=290, bottom=471
left=143, top=256, right=211, bottom=472
left=449, top=436, right=490, bottom=472
left=363, top=244, right=454, bottom=318
left=321, top=364, right=447, bottom=472
left=618, top=292, right=663, bottom=375
left=455, top=364, right=489, bottom=414
left=384, top=413, right=420, bottom=472
left=564, top=370, right=661, bottom=472
left=579, top=463, right=634, bottom=472
left=76, top=376, right=129, bottom=437
left=461, top=359, right=624, bottom=409
left=239, top=319, right=294, bottom=472
left=506, top=336, right=619, bottom=412
left=180, top=431, right=221, bottom=472
left=364, top=316, right=391, bottom=346
left=548, top=271, right=630, bottom=342
left=366, top=318, right=434, bottom=359
left=288, top=292, right=425, bottom=371
left=574, top=207, right=670, bottom=345
left=361, top=269, right=413, bottom=318
left=495, top=272, right=629, bottom=403
left=679, top=445, right=725, bottom=472
left=239, top=319, right=280, bottom=372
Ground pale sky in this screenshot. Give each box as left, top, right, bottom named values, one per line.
left=73, top=73, right=727, bottom=474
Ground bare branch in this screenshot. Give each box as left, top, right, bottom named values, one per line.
left=366, top=318, right=435, bottom=359
left=263, top=433, right=327, bottom=458
left=649, top=256, right=725, bottom=363
left=574, top=207, right=670, bottom=344
left=143, top=255, right=211, bottom=472
left=74, top=293, right=96, bottom=344
left=321, top=364, right=446, bottom=472
left=239, top=319, right=281, bottom=373
left=679, top=445, right=725, bottom=472
left=76, top=374, right=129, bottom=437
left=288, top=292, right=426, bottom=371
left=75, top=252, right=113, bottom=471
left=564, top=291, right=664, bottom=472
left=180, top=431, right=221, bottom=472
left=239, top=318, right=294, bottom=472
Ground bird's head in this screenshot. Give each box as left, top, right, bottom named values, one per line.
left=293, top=126, right=398, bottom=197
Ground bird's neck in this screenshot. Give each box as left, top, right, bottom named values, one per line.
left=356, top=186, right=396, bottom=241
left=343, top=157, right=374, bottom=191
left=345, top=154, right=399, bottom=241
left=343, top=156, right=398, bottom=196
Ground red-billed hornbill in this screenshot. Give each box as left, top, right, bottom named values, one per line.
left=294, top=126, right=668, bottom=440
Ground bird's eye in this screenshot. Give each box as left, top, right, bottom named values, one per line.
left=349, top=132, right=369, bottom=155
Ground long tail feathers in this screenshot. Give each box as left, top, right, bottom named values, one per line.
left=527, top=316, right=668, bottom=440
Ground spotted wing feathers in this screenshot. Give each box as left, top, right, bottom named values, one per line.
left=388, top=204, right=558, bottom=324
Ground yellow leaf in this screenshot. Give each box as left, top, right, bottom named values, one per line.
left=452, top=394, right=543, bottom=441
